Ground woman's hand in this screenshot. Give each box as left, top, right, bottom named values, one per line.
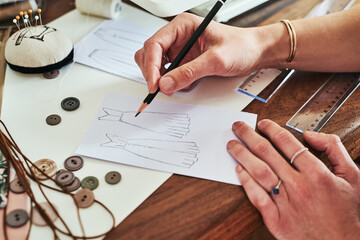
left=227, top=119, right=360, bottom=240
left=135, top=13, right=263, bottom=95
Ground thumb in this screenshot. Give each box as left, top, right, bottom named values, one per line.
left=159, top=52, right=212, bottom=94
left=304, top=131, right=358, bottom=181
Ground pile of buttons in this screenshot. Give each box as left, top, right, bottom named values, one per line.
left=6, top=155, right=121, bottom=228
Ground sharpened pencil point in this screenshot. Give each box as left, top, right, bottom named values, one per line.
left=135, top=112, right=140, bottom=117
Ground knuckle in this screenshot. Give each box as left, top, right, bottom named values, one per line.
left=253, top=195, right=271, bottom=210
left=180, top=65, right=196, bottom=83
left=273, top=130, right=292, bottom=145
left=253, top=165, right=271, bottom=181
left=143, top=39, right=155, bottom=49
left=252, top=141, right=271, bottom=155
left=328, top=134, right=342, bottom=146
left=310, top=170, right=331, bottom=185
left=134, top=50, right=142, bottom=64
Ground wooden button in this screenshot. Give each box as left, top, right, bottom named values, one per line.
left=9, top=178, right=25, bottom=194
left=43, top=69, right=59, bottom=79
left=105, top=171, right=121, bottom=185
left=31, top=159, right=58, bottom=180
left=55, top=171, right=75, bottom=186
left=81, top=176, right=99, bottom=190
left=64, top=156, right=84, bottom=171
left=32, top=202, right=58, bottom=226
left=74, top=189, right=94, bottom=208
left=46, top=114, right=61, bottom=126
left=6, top=209, right=29, bottom=228
left=65, top=177, right=80, bottom=192
left=61, top=97, right=80, bottom=111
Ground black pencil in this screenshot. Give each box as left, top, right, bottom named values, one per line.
left=135, top=0, right=227, bottom=117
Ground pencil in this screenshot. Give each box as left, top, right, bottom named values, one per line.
left=135, top=0, right=227, bottom=117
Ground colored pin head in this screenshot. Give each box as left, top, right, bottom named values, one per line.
left=28, top=9, right=33, bottom=14
left=16, top=15, right=20, bottom=21
left=37, top=8, right=42, bottom=14
left=19, top=11, right=24, bottom=16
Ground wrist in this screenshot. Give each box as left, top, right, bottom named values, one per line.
left=255, top=23, right=292, bottom=70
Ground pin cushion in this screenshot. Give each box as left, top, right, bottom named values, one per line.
left=5, top=25, right=73, bottom=74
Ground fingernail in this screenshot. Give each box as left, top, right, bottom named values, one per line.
left=257, top=119, right=268, bottom=129
left=161, top=77, right=176, bottom=92
left=236, top=164, right=243, bottom=173
left=227, top=140, right=237, bottom=150
left=232, top=121, right=243, bottom=131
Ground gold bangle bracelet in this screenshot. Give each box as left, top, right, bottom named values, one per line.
left=280, top=19, right=297, bottom=63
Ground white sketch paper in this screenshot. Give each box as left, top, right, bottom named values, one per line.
left=99, top=107, right=190, bottom=138
left=76, top=94, right=257, bottom=185
left=75, top=20, right=158, bottom=84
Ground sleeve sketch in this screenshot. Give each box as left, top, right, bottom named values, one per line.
left=99, top=107, right=190, bottom=138
left=101, top=134, right=200, bottom=168
left=89, top=49, right=145, bottom=83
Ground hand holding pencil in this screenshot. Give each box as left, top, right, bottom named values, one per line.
left=135, top=0, right=236, bottom=116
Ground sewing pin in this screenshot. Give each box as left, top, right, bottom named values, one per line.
left=34, top=15, right=39, bottom=27
left=25, top=13, right=31, bottom=26
left=28, top=9, right=33, bottom=21
left=13, top=18, right=20, bottom=31
left=37, top=8, right=42, bottom=25
left=15, top=15, right=21, bottom=29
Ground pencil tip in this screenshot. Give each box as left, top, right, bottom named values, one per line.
left=135, top=112, right=140, bottom=117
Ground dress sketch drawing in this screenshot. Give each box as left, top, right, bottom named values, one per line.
left=99, top=107, right=190, bottom=138
left=102, top=134, right=200, bottom=168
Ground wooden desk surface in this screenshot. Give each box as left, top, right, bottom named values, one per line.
left=4, top=0, right=360, bottom=239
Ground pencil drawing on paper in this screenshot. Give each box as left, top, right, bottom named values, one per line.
left=101, top=134, right=200, bottom=168
left=99, top=107, right=190, bottom=138
left=94, top=27, right=149, bottom=47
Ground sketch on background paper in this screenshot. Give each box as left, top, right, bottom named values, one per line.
left=94, top=27, right=148, bottom=47
left=102, top=134, right=200, bottom=168
left=99, top=107, right=190, bottom=138
left=75, top=20, right=158, bottom=84
left=89, top=49, right=144, bottom=82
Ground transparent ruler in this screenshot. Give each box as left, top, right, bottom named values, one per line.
left=286, top=73, right=360, bottom=133
left=236, top=69, right=290, bottom=103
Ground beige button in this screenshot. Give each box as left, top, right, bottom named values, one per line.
left=74, top=189, right=94, bottom=208
left=31, top=159, right=58, bottom=180
left=32, top=202, right=58, bottom=226
left=10, top=178, right=26, bottom=194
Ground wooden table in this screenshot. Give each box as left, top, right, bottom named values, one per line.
left=3, top=0, right=360, bottom=239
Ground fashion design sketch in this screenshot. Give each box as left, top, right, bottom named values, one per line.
left=101, top=134, right=200, bottom=168
left=74, top=20, right=157, bottom=84
left=99, top=107, right=190, bottom=138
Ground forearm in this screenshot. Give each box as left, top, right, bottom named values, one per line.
left=257, top=5, right=360, bottom=72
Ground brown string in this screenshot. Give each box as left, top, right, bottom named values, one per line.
left=0, top=120, right=116, bottom=239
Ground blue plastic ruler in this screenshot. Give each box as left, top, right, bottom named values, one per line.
left=286, top=73, right=360, bottom=133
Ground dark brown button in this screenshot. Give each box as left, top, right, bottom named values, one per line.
left=46, top=114, right=61, bottom=126
left=81, top=176, right=99, bottom=190
left=55, top=171, right=75, bottom=186
left=43, top=69, right=60, bottom=79
left=64, top=156, right=84, bottom=171
left=31, top=159, right=58, bottom=180
left=10, top=178, right=25, bottom=194
left=61, top=97, right=80, bottom=111
left=65, top=177, right=81, bottom=192
left=105, top=171, right=121, bottom=185
left=6, top=209, right=29, bottom=228
left=74, top=189, right=94, bottom=208
left=32, top=202, right=58, bottom=226
left=55, top=169, right=67, bottom=178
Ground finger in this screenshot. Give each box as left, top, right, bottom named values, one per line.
left=227, top=140, right=279, bottom=192
left=304, top=131, right=359, bottom=180
left=257, top=119, right=326, bottom=173
left=159, top=52, right=213, bottom=94
left=142, top=40, right=164, bottom=93
left=231, top=121, right=295, bottom=180
left=235, top=164, right=280, bottom=224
